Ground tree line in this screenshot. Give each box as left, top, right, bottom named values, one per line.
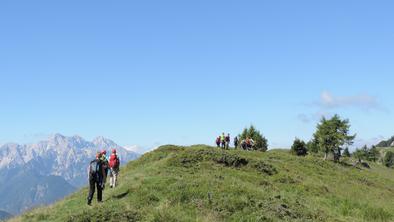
left=290, top=114, right=394, bottom=168
left=241, top=114, right=394, bottom=168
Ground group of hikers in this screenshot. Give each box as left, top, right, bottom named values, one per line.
left=87, top=149, right=121, bottom=205
left=215, top=133, right=232, bottom=149
left=215, top=133, right=255, bottom=150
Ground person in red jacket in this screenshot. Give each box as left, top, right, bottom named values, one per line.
left=109, top=149, right=120, bottom=188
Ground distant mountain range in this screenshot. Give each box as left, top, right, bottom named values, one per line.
left=0, top=134, right=140, bottom=215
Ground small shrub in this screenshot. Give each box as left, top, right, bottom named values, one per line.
left=253, top=161, right=277, bottom=176
left=291, top=138, right=308, bottom=156
left=383, top=151, right=394, bottom=168
left=213, top=153, right=248, bottom=167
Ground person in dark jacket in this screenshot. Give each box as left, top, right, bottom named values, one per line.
left=234, top=136, right=239, bottom=149
left=225, top=134, right=231, bottom=150
left=87, top=152, right=106, bottom=205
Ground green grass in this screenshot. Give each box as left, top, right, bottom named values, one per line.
left=10, top=145, right=394, bottom=222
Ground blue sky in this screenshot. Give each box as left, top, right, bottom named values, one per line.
left=1, top=0, right=393, bottom=152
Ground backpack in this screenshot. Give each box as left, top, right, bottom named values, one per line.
left=89, top=159, right=101, bottom=179
left=110, top=154, right=120, bottom=169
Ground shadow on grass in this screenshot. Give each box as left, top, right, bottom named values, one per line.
left=112, top=189, right=130, bottom=199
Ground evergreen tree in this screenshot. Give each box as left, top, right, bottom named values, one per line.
left=239, top=125, right=268, bottom=152
left=368, top=146, right=379, bottom=162
left=306, top=139, right=319, bottom=153
left=343, top=147, right=351, bottom=157
left=313, top=115, right=356, bottom=162
left=291, top=138, right=308, bottom=156
left=353, top=149, right=365, bottom=163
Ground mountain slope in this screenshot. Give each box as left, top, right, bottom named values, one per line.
left=12, top=145, right=394, bottom=222
left=0, top=170, right=75, bottom=215
left=0, top=210, right=12, bottom=221
left=0, top=134, right=140, bottom=215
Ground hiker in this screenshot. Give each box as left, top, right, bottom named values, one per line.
left=246, top=137, right=255, bottom=150
left=234, top=136, right=239, bottom=149
left=241, top=140, right=247, bottom=150
left=216, top=136, right=221, bottom=148
left=109, top=149, right=120, bottom=188
left=100, top=150, right=109, bottom=186
left=220, top=133, right=226, bottom=149
left=225, top=133, right=230, bottom=149
left=87, top=152, right=106, bottom=205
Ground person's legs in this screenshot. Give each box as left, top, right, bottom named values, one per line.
left=104, top=169, right=108, bottom=184
left=97, top=181, right=103, bottom=202
left=113, top=170, right=118, bottom=187
left=87, top=179, right=95, bottom=205
left=109, top=169, right=114, bottom=188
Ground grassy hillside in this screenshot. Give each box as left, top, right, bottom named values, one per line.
left=376, top=147, right=394, bottom=164
left=10, top=145, right=394, bottom=222
left=378, top=147, right=394, bottom=154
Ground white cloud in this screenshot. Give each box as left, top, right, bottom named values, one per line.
left=298, top=91, right=387, bottom=124
left=319, top=91, right=382, bottom=111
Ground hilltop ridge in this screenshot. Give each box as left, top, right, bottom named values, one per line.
left=11, top=145, right=394, bottom=222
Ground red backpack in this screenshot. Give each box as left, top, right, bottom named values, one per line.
left=110, top=154, right=120, bottom=169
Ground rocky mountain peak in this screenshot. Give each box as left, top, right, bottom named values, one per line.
left=49, top=133, right=67, bottom=145
left=92, top=136, right=118, bottom=149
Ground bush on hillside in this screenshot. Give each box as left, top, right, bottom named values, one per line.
left=239, top=125, right=268, bottom=152
left=291, top=138, right=308, bottom=156
left=306, top=139, right=319, bottom=153
left=352, top=145, right=380, bottom=162
left=368, top=146, right=380, bottom=162
left=383, top=151, right=394, bottom=168
left=353, top=149, right=365, bottom=162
